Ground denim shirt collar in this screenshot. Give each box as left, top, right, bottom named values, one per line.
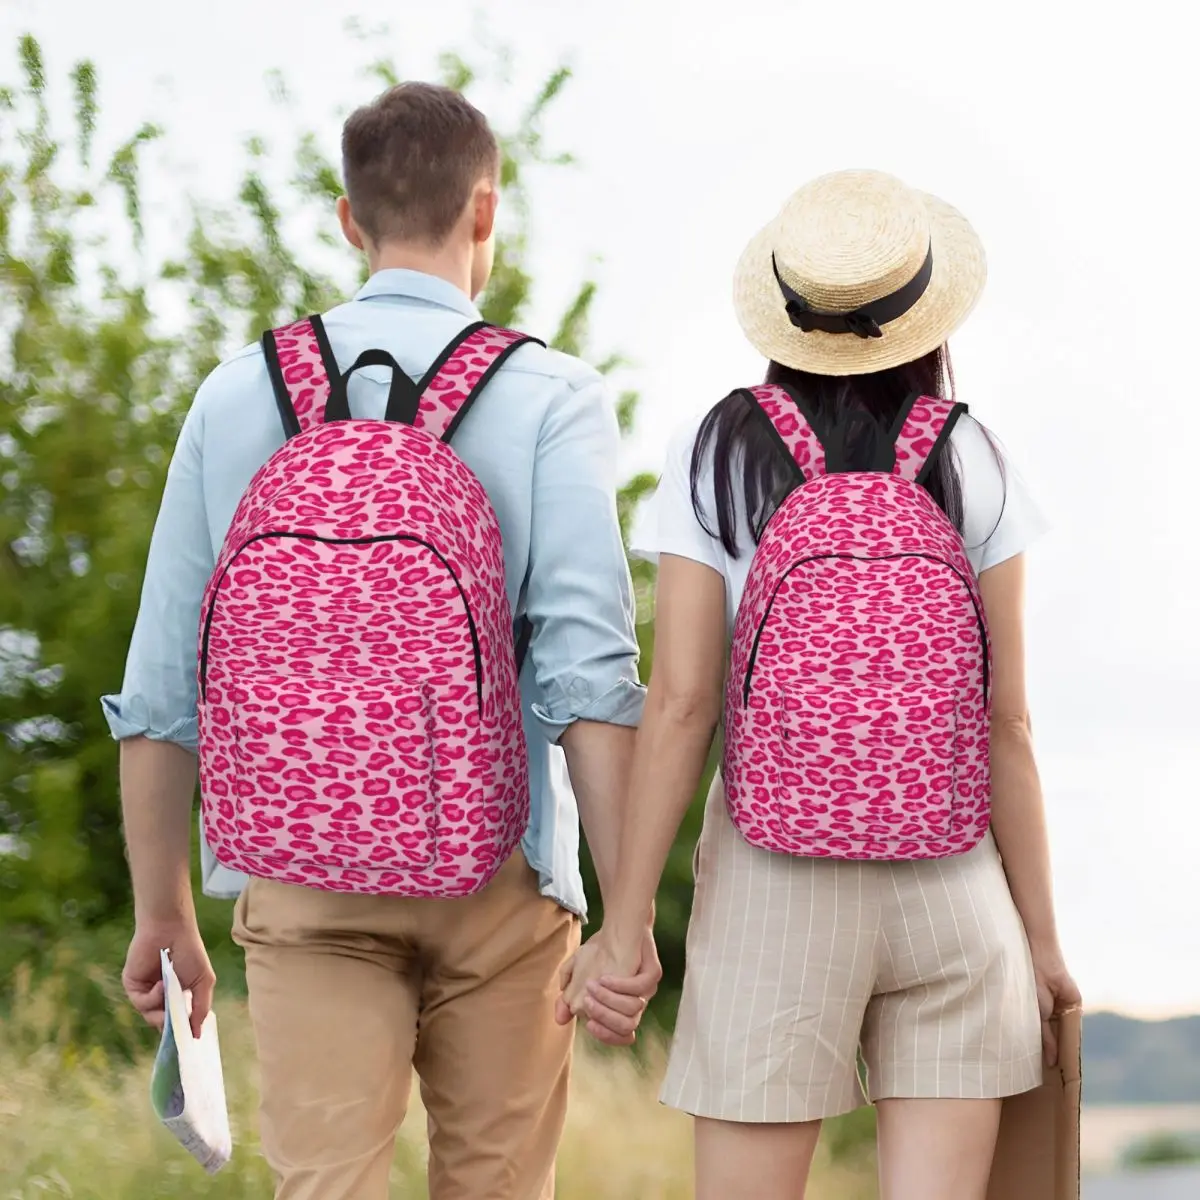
left=354, top=269, right=482, bottom=321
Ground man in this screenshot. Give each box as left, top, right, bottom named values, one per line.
left=105, top=82, right=659, bottom=1200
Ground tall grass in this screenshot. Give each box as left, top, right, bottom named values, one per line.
left=1, top=964, right=877, bottom=1198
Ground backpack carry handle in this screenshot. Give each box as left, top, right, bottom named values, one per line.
left=324, top=349, right=423, bottom=425
left=266, top=318, right=427, bottom=434
left=741, top=384, right=829, bottom=483
left=264, top=315, right=544, bottom=442
left=889, top=394, right=968, bottom=484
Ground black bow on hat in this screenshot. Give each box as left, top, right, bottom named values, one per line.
left=771, top=249, right=934, bottom=341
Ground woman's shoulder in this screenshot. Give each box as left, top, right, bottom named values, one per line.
left=629, top=409, right=726, bottom=572
left=666, top=409, right=711, bottom=461
left=948, top=412, right=1007, bottom=505
left=948, top=410, right=1002, bottom=465
left=659, top=408, right=725, bottom=508
left=948, top=413, right=1049, bottom=572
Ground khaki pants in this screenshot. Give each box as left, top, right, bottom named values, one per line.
left=232, top=851, right=581, bottom=1200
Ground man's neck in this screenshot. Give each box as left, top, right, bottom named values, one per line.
left=367, top=241, right=473, bottom=300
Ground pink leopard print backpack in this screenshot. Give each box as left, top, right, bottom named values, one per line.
left=197, top=315, right=541, bottom=897
left=723, top=384, right=992, bottom=862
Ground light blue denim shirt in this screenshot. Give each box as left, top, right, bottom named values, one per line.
left=101, top=269, right=645, bottom=917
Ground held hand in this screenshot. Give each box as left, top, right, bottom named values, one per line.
left=1030, top=944, right=1081, bottom=1067
left=123, top=920, right=215, bottom=1040
left=580, top=926, right=662, bottom=1045
left=555, top=926, right=659, bottom=1047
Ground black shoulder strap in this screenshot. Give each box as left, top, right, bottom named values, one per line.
left=262, top=314, right=342, bottom=438
left=888, top=394, right=969, bottom=483
left=411, top=323, right=544, bottom=443
left=738, top=384, right=828, bottom=482
left=514, top=615, right=533, bottom=676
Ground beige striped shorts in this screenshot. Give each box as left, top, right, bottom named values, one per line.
left=661, top=775, right=1043, bottom=1123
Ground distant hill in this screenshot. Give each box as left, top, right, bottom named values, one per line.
left=1086, top=1013, right=1200, bottom=1104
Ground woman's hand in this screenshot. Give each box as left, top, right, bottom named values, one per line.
left=555, top=926, right=660, bottom=1046
left=1030, top=942, right=1081, bottom=1066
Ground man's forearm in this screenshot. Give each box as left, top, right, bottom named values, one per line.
left=120, top=737, right=198, bottom=926
left=559, top=719, right=637, bottom=907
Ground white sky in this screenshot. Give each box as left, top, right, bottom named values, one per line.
left=3, top=0, right=1198, bottom=1016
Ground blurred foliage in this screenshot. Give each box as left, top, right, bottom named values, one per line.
left=0, top=30, right=889, bottom=1192
left=0, top=986, right=879, bottom=1197
left=1122, top=1131, right=1200, bottom=1169
left=822, top=1104, right=878, bottom=1165
left=0, top=30, right=735, bottom=1040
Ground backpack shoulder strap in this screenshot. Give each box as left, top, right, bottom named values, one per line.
left=738, top=383, right=828, bottom=482
left=413, top=322, right=545, bottom=443
left=889, top=394, right=969, bottom=484
left=261, top=314, right=341, bottom=438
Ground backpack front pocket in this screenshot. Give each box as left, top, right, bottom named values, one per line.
left=220, top=674, right=438, bottom=872
left=775, top=685, right=958, bottom=845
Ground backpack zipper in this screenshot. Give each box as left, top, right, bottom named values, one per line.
left=199, top=531, right=484, bottom=711
left=741, top=552, right=989, bottom=706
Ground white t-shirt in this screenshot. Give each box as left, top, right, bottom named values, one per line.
left=631, top=410, right=1048, bottom=630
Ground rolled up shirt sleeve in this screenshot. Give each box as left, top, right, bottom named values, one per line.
left=525, top=373, right=646, bottom=741
left=100, top=394, right=215, bottom=753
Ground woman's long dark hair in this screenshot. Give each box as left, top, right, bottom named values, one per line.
left=691, top=347, right=978, bottom=557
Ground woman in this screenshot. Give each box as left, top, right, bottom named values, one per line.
left=561, top=170, right=1080, bottom=1200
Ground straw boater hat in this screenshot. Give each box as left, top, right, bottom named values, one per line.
left=733, top=169, right=986, bottom=377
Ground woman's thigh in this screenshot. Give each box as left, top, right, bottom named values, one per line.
left=694, top=1116, right=823, bottom=1200
left=876, top=1097, right=1002, bottom=1200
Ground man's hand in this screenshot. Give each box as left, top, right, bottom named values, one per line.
left=118, top=737, right=209, bottom=1036
left=555, top=925, right=660, bottom=1047
left=123, top=919, right=215, bottom=1040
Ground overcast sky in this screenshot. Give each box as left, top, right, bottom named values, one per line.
left=3, top=0, right=1197, bottom=1017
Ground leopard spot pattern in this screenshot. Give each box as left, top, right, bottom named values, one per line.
left=891, top=398, right=951, bottom=482
left=724, top=388, right=991, bottom=862
left=418, top=326, right=530, bottom=439
left=197, top=323, right=531, bottom=897
left=272, top=319, right=329, bottom=431
left=750, top=384, right=827, bottom=478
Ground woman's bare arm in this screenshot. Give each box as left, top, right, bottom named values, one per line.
left=980, top=552, right=1080, bottom=1060
left=565, top=553, right=727, bottom=993
left=979, top=554, right=1060, bottom=948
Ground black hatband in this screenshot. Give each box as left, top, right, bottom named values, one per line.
left=771, top=244, right=934, bottom=340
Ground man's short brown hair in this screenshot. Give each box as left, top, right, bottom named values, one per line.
left=341, top=82, right=499, bottom=247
